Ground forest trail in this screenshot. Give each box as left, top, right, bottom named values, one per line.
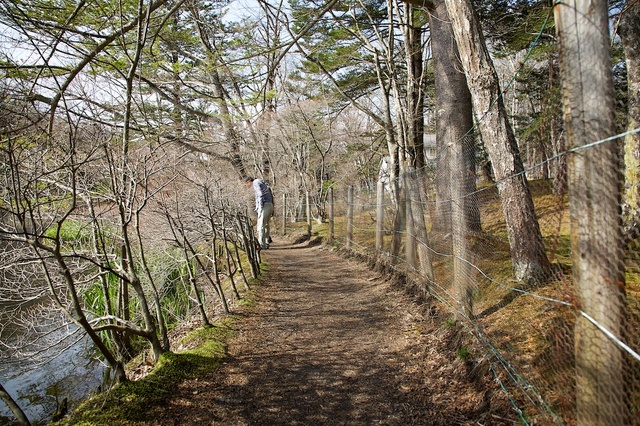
left=147, top=239, right=516, bottom=425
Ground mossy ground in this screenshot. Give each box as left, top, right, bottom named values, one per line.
left=53, top=320, right=235, bottom=425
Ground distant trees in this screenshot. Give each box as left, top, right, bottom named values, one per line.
left=290, top=0, right=435, bottom=182
left=266, top=98, right=354, bottom=222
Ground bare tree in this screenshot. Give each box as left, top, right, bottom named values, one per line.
left=1, top=0, right=194, bottom=382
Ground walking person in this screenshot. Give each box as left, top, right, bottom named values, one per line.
left=245, top=177, right=274, bottom=249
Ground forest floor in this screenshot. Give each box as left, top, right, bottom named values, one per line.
left=143, top=238, right=519, bottom=426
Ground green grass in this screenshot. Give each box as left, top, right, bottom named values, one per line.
left=457, top=346, right=471, bottom=360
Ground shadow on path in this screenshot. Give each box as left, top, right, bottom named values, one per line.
left=151, top=239, right=516, bottom=426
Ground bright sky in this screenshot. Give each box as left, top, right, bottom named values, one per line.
left=224, top=0, right=291, bottom=22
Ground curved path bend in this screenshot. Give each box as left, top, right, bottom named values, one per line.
left=150, top=239, right=515, bottom=425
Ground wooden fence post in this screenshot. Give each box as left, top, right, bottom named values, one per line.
left=328, top=187, right=334, bottom=243
left=347, top=186, right=354, bottom=248
left=306, top=191, right=312, bottom=238
left=376, top=180, right=384, bottom=252
left=451, top=140, right=472, bottom=319
left=555, top=1, right=628, bottom=424
left=406, top=169, right=434, bottom=283
left=404, top=173, right=416, bottom=269
left=282, top=193, right=286, bottom=236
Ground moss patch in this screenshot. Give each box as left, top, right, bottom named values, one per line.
left=55, top=321, right=234, bottom=426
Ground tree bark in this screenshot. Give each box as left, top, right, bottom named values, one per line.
left=443, top=0, right=551, bottom=283
left=402, top=3, right=425, bottom=169
left=555, top=1, right=629, bottom=424
left=406, top=168, right=435, bottom=283
left=428, top=0, right=481, bottom=241
left=427, top=0, right=479, bottom=316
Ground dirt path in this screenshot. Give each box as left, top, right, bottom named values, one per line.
left=149, top=239, right=516, bottom=425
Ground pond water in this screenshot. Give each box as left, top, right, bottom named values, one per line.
left=0, top=326, right=107, bottom=425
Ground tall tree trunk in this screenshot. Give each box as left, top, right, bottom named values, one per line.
left=619, top=0, right=640, bottom=239
left=257, top=0, right=281, bottom=180
left=391, top=1, right=426, bottom=263
left=428, top=0, right=481, bottom=242
left=210, top=69, right=247, bottom=179
left=555, top=1, right=629, bottom=424
left=403, top=4, right=425, bottom=169
left=429, top=0, right=478, bottom=315
left=443, top=0, right=551, bottom=283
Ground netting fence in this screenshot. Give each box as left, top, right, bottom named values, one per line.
left=301, top=126, right=639, bottom=425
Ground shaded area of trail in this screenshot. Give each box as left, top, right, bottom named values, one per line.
left=150, top=239, right=516, bottom=425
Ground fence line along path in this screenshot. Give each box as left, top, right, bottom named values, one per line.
left=150, top=238, right=517, bottom=425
